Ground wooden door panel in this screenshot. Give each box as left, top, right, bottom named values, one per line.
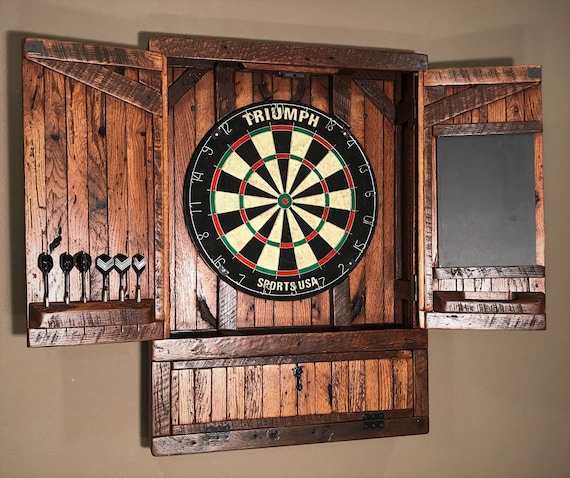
left=419, top=66, right=545, bottom=329
left=23, top=39, right=169, bottom=346
left=151, top=329, right=427, bottom=454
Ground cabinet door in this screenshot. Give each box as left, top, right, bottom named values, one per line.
left=150, top=329, right=428, bottom=454
left=23, top=39, right=170, bottom=346
left=418, top=66, right=545, bottom=329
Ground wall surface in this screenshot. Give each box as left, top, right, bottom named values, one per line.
left=1, top=1, right=569, bottom=477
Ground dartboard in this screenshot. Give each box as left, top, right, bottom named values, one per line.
left=183, top=101, right=377, bottom=300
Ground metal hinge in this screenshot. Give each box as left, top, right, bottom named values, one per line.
left=205, top=423, right=231, bottom=443
left=279, top=71, right=306, bottom=79
left=413, top=98, right=418, bottom=124
left=362, top=412, right=385, bottom=430
left=414, top=274, right=418, bottom=302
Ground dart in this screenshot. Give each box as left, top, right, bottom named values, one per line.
left=114, top=253, right=131, bottom=302
left=74, top=251, right=92, bottom=303
left=59, top=252, right=74, bottom=304
left=37, top=252, right=54, bottom=307
left=132, top=254, right=146, bottom=303
left=95, top=254, right=113, bottom=302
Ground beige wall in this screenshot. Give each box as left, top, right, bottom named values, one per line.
left=1, top=1, right=569, bottom=476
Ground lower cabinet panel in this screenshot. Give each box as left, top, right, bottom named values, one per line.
left=151, top=329, right=428, bottom=455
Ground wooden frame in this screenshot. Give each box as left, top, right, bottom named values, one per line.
left=418, top=66, right=545, bottom=330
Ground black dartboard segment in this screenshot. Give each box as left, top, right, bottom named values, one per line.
left=184, top=101, right=378, bottom=300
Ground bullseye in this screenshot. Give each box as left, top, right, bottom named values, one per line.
left=278, top=193, right=293, bottom=209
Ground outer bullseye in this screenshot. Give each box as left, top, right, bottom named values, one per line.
left=278, top=193, right=293, bottom=209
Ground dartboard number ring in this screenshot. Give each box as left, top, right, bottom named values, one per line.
left=183, top=101, right=378, bottom=300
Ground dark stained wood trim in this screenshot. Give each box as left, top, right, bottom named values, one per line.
left=413, top=349, right=428, bottom=417
left=433, top=121, right=542, bottom=136
left=153, top=329, right=428, bottom=361
left=152, top=362, right=172, bottom=437
left=434, top=265, right=545, bottom=279
left=24, top=38, right=164, bottom=70
left=31, top=58, right=163, bottom=116
left=215, top=64, right=237, bottom=117
left=27, top=321, right=165, bottom=347
left=28, top=299, right=155, bottom=328
left=171, top=349, right=413, bottom=370
left=151, top=416, right=428, bottom=455
left=424, top=83, right=535, bottom=128
left=332, top=75, right=352, bottom=124
left=354, top=78, right=396, bottom=124
left=148, top=36, right=428, bottom=72
left=423, top=66, right=542, bottom=86
left=172, top=408, right=413, bottom=435
left=168, top=67, right=209, bottom=109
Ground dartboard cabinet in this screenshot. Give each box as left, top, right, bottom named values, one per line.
left=22, top=36, right=545, bottom=455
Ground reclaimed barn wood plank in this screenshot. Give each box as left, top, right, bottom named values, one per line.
left=434, top=265, right=544, bottom=280
left=153, top=329, right=428, bottom=361
left=382, top=80, right=396, bottom=323
left=152, top=362, right=171, bottom=437
left=280, top=363, right=298, bottom=417
left=424, top=83, right=534, bottom=128
left=65, top=79, right=89, bottom=302
left=363, top=82, right=384, bottom=323
left=211, top=367, right=227, bottom=422
left=44, top=68, right=68, bottom=304
left=23, top=59, right=47, bottom=306
left=354, top=78, right=396, bottom=124
left=413, top=349, right=429, bottom=417
left=426, top=312, right=545, bottom=330
left=171, top=349, right=412, bottom=370
left=262, top=364, right=281, bottom=418
left=168, top=67, right=208, bottom=109
left=227, top=367, right=246, bottom=420
left=379, top=358, right=393, bottom=410
left=28, top=299, right=155, bottom=328
left=25, top=38, right=163, bottom=70
left=178, top=369, right=195, bottom=425
left=195, top=70, right=218, bottom=330
left=315, top=361, right=333, bottom=415
left=433, top=121, right=542, bottom=136
left=31, top=59, right=162, bottom=115
left=152, top=416, right=428, bottom=455
left=173, top=408, right=413, bottom=435
left=244, top=365, right=263, bottom=419
left=332, top=361, right=349, bottom=413
left=86, top=87, right=108, bottom=300
left=171, top=70, right=197, bottom=330
left=28, top=321, right=164, bottom=347
left=106, top=95, right=127, bottom=300
left=423, top=66, right=542, bottom=86
left=364, top=359, right=380, bottom=411
left=297, top=362, right=316, bottom=416
left=148, top=36, right=428, bottom=71
left=348, top=360, right=366, bottom=412
left=194, top=369, right=212, bottom=423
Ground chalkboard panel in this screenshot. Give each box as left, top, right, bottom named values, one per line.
left=436, top=134, right=536, bottom=267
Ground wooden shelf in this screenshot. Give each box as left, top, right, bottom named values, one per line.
left=27, top=299, right=165, bottom=347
